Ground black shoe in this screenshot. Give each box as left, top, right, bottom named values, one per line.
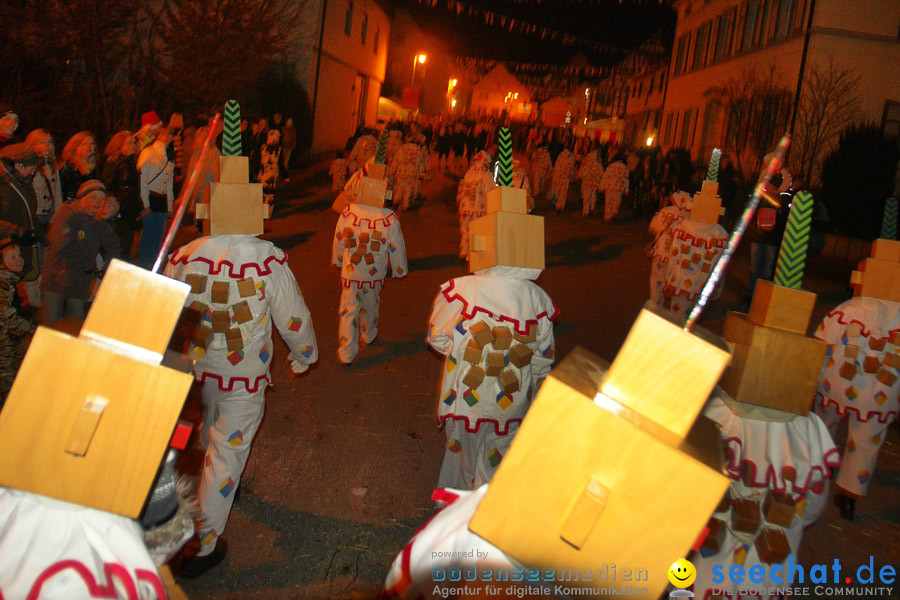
left=178, top=540, right=228, bottom=579
left=834, top=493, right=855, bottom=521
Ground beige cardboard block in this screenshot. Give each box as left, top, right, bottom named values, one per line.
left=469, top=346, right=729, bottom=600
left=368, top=163, right=386, bottom=180
left=210, top=281, right=230, bottom=304
left=232, top=300, right=253, bottom=324
left=851, top=258, right=900, bottom=302
left=82, top=260, right=190, bottom=360
left=237, top=278, right=256, bottom=298
left=600, top=302, right=731, bottom=438
left=748, top=280, right=816, bottom=334
left=486, top=186, right=528, bottom=215
left=492, top=326, right=513, bottom=350
left=220, top=155, right=249, bottom=184
left=485, top=352, right=505, bottom=376
left=463, top=365, right=485, bottom=389
left=509, top=343, right=533, bottom=368
left=871, top=238, right=900, bottom=262
left=469, top=211, right=545, bottom=272
left=357, top=177, right=387, bottom=208
left=720, top=312, right=827, bottom=415
left=209, top=182, right=264, bottom=236
left=690, top=186, right=722, bottom=225
left=185, top=273, right=207, bottom=295
left=0, top=327, right=193, bottom=517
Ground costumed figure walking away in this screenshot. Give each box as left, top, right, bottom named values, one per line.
left=663, top=180, right=727, bottom=318
left=530, top=145, right=551, bottom=198
left=577, top=143, right=604, bottom=217
left=598, top=154, right=629, bottom=221
left=647, top=191, right=691, bottom=305
left=388, top=135, right=424, bottom=211
left=456, top=151, right=496, bottom=260
left=329, top=153, right=349, bottom=192
left=384, top=129, right=403, bottom=172
left=813, top=227, right=900, bottom=521
left=348, top=133, right=377, bottom=174
left=547, top=147, right=575, bottom=211
left=428, top=172, right=556, bottom=490
left=166, top=142, right=318, bottom=577
left=0, top=236, right=34, bottom=407
left=332, top=177, right=407, bottom=364
left=257, top=129, right=281, bottom=193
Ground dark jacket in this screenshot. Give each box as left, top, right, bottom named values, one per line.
left=100, top=154, right=142, bottom=230
left=0, top=160, right=45, bottom=277
left=59, top=163, right=95, bottom=202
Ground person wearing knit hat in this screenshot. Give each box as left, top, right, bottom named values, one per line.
left=0, top=106, right=19, bottom=151
left=40, top=179, right=121, bottom=323
left=0, top=144, right=45, bottom=308
left=135, top=110, right=162, bottom=153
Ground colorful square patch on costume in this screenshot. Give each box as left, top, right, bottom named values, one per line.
left=463, top=388, right=479, bottom=407
left=496, top=391, right=513, bottom=410
left=446, top=355, right=458, bottom=373
left=488, top=448, right=503, bottom=468
left=259, top=345, right=270, bottom=364
left=227, top=350, right=244, bottom=366
left=443, top=389, right=457, bottom=405
left=300, top=345, right=315, bottom=359
left=219, top=477, right=235, bottom=498
left=227, top=430, right=244, bottom=447
left=288, top=317, right=303, bottom=332
left=200, top=529, right=218, bottom=546
left=447, top=439, right=462, bottom=453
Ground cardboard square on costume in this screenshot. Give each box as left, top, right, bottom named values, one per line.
left=469, top=211, right=544, bottom=272
left=357, top=177, right=388, bottom=208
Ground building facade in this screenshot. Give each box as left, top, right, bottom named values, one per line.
left=622, top=66, right=667, bottom=147
left=660, top=0, right=900, bottom=177
left=297, top=0, right=391, bottom=156
left=469, top=65, right=534, bottom=120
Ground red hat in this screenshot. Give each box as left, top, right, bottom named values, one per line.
left=141, top=111, right=162, bottom=128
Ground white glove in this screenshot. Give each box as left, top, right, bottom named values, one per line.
left=289, top=358, right=309, bottom=374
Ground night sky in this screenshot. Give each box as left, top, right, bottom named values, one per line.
left=393, top=0, right=677, bottom=65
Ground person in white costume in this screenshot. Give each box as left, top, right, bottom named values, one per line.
left=547, top=147, right=575, bottom=212
left=814, top=297, right=900, bottom=520
left=530, top=145, right=552, bottom=198
left=456, top=151, right=496, bottom=260
left=647, top=191, right=691, bottom=305
left=166, top=208, right=318, bottom=574
left=427, top=264, right=557, bottom=489
left=388, top=136, right=424, bottom=211
left=511, top=158, right=534, bottom=212
left=577, top=143, right=604, bottom=216
left=332, top=193, right=408, bottom=364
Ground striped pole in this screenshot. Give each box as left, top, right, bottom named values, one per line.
left=882, top=197, right=898, bottom=240
left=375, top=129, right=389, bottom=165
left=706, top=148, right=721, bottom=182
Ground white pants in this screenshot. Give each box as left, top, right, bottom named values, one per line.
left=581, top=184, right=597, bottom=216
left=338, top=282, right=382, bottom=363
left=196, top=382, right=266, bottom=555
left=818, top=402, right=891, bottom=496
left=437, top=419, right=519, bottom=490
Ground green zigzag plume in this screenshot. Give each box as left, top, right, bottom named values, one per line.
left=882, top=197, right=897, bottom=240
left=375, top=129, right=389, bottom=165
left=223, top=100, right=241, bottom=156
left=706, top=148, right=721, bottom=182
left=497, top=127, right=512, bottom=187
left=773, top=190, right=814, bottom=289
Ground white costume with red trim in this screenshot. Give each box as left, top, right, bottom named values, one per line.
left=389, top=143, right=424, bottom=210
left=348, top=134, right=377, bottom=173
left=663, top=219, right=727, bottom=318
left=598, top=160, right=629, bottom=221
left=427, top=267, right=557, bottom=489
left=577, top=150, right=604, bottom=216
left=548, top=150, right=575, bottom=211
left=165, top=235, right=318, bottom=554
left=332, top=202, right=408, bottom=363
left=813, top=298, right=900, bottom=496
left=689, top=393, right=837, bottom=599
left=0, top=487, right=165, bottom=599
left=456, top=157, right=496, bottom=259
left=511, top=160, right=534, bottom=212
left=530, top=147, right=552, bottom=197
left=648, top=192, right=691, bottom=305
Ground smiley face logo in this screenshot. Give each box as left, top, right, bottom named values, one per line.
left=667, top=558, right=696, bottom=588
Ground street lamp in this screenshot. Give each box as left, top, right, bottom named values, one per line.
left=412, top=53, right=426, bottom=86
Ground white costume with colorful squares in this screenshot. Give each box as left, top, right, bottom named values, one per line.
left=456, top=162, right=496, bottom=259
left=348, top=134, right=377, bottom=174
left=0, top=487, right=165, bottom=599
left=530, top=147, right=552, bottom=197
left=648, top=192, right=691, bottom=305
left=389, top=142, right=424, bottom=210
left=548, top=150, right=575, bottom=211
left=166, top=235, right=318, bottom=554
left=690, top=393, right=837, bottom=599
left=813, top=298, right=900, bottom=496
left=577, top=150, right=604, bottom=216
left=598, top=160, right=629, bottom=221
left=663, top=219, right=727, bottom=318
left=332, top=203, right=408, bottom=363
left=427, top=268, right=557, bottom=489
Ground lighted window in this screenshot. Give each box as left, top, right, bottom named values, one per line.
left=361, top=13, right=368, bottom=45
left=344, top=1, right=353, bottom=36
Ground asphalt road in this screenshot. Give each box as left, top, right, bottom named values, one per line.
left=174, top=156, right=900, bottom=600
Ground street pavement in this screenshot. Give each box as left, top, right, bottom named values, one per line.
left=175, top=156, right=900, bottom=599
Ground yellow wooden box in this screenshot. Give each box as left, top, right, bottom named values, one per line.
left=851, top=257, right=900, bottom=302
left=470, top=306, right=731, bottom=600
left=469, top=211, right=544, bottom=272
left=219, top=155, right=249, bottom=184
left=0, top=261, right=194, bottom=517
left=357, top=176, right=387, bottom=208
left=368, top=162, right=386, bottom=181
left=690, top=181, right=722, bottom=225
left=486, top=186, right=528, bottom=215
left=748, top=280, right=816, bottom=335
left=719, top=312, right=827, bottom=415
left=209, top=182, right=265, bottom=236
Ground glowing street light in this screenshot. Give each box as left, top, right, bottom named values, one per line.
left=451, top=99, right=457, bottom=108
left=646, top=136, right=654, bottom=147
left=412, top=53, right=427, bottom=86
